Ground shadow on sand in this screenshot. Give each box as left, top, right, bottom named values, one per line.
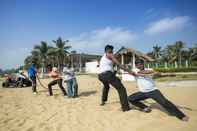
left=78, top=90, right=97, bottom=97
left=39, top=90, right=97, bottom=98
left=144, top=101, right=197, bottom=115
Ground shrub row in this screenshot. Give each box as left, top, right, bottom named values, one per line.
left=154, top=67, right=197, bottom=73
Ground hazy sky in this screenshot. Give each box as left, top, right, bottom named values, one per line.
left=0, top=0, right=197, bottom=69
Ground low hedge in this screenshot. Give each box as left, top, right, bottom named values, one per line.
left=154, top=67, right=197, bottom=73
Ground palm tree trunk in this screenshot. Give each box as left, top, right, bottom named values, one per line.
left=57, top=56, right=60, bottom=71
left=175, top=61, right=178, bottom=68
left=40, top=60, right=44, bottom=78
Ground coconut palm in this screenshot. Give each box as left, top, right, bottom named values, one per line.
left=52, top=37, right=71, bottom=71
left=32, top=41, right=52, bottom=77
left=152, top=45, right=162, bottom=67
left=174, top=41, right=184, bottom=67
left=164, top=41, right=185, bottom=68
left=190, top=44, right=197, bottom=60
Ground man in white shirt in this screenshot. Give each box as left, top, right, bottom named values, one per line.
left=98, top=45, right=136, bottom=112
left=128, top=59, right=189, bottom=121
left=62, top=67, right=78, bottom=98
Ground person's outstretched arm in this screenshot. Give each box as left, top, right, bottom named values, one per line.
left=109, top=55, right=142, bottom=76
left=137, top=70, right=161, bottom=77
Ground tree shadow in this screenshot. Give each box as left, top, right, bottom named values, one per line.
left=78, top=90, right=97, bottom=97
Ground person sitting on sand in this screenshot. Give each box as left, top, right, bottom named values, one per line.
left=62, top=67, right=78, bottom=98
left=48, top=67, right=67, bottom=96
left=128, top=59, right=189, bottom=121
left=28, top=62, right=37, bottom=94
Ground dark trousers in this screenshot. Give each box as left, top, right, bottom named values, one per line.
left=98, top=71, right=130, bottom=111
left=128, top=90, right=186, bottom=119
left=48, top=78, right=67, bottom=96
left=30, top=76, right=37, bottom=92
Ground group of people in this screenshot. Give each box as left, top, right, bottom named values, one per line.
left=27, top=64, right=78, bottom=98
left=98, top=45, right=189, bottom=121
left=26, top=44, right=189, bottom=121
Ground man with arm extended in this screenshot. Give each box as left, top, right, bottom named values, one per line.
left=98, top=45, right=135, bottom=112
left=128, top=59, right=189, bottom=121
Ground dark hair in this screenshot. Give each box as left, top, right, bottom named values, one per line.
left=31, top=59, right=36, bottom=64
left=135, top=59, right=144, bottom=65
left=105, top=45, right=114, bottom=52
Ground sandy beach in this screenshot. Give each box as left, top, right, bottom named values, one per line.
left=0, top=75, right=197, bottom=131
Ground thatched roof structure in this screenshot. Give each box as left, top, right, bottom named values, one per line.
left=115, top=47, right=154, bottom=62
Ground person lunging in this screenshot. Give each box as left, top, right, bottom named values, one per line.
left=128, top=59, right=189, bottom=121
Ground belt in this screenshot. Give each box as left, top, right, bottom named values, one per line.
left=99, top=71, right=114, bottom=75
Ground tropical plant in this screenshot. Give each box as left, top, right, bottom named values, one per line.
left=52, top=37, right=71, bottom=71
left=32, top=41, right=52, bottom=77
left=152, top=45, right=162, bottom=67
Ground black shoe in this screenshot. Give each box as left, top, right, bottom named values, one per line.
left=122, top=107, right=131, bottom=112
left=100, top=101, right=106, bottom=106
left=141, top=107, right=152, bottom=113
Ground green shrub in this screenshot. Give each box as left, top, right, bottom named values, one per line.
left=154, top=67, right=197, bottom=73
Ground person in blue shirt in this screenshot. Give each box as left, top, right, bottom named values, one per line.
left=28, top=62, right=37, bottom=94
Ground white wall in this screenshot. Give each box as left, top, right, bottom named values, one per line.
left=85, top=61, right=99, bottom=73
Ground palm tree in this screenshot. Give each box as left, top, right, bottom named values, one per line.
left=190, top=44, right=197, bottom=60
left=24, top=51, right=41, bottom=69
left=47, top=47, right=57, bottom=67
left=174, top=41, right=184, bottom=67
left=32, top=41, right=52, bottom=77
left=165, top=41, right=185, bottom=68
left=184, top=44, right=197, bottom=67
left=152, top=45, right=162, bottom=68
left=52, top=37, right=71, bottom=71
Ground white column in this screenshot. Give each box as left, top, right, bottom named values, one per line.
left=121, top=54, right=124, bottom=65
left=121, top=54, right=124, bottom=73
left=186, top=60, right=188, bottom=68
left=147, top=63, right=150, bottom=69
left=132, top=53, right=135, bottom=69
left=175, top=61, right=178, bottom=68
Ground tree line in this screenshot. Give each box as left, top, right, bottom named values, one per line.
left=24, top=37, right=74, bottom=75
left=147, top=41, right=197, bottom=68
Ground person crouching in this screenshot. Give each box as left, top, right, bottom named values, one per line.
left=48, top=67, right=67, bottom=96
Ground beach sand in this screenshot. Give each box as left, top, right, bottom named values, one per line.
left=0, top=75, right=197, bottom=131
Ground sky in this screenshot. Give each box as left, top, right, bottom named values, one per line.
left=0, top=0, right=197, bottom=69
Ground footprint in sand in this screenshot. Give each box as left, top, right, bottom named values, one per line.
left=17, top=119, right=27, bottom=127
left=38, top=122, right=46, bottom=128
left=2, top=118, right=12, bottom=124
left=26, top=127, right=35, bottom=131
